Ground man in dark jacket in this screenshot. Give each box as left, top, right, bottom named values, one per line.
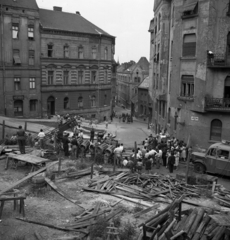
left=16, top=126, right=26, bottom=154
left=168, top=151, right=175, bottom=173
left=62, top=132, right=70, bottom=157
left=90, top=127, right=95, bottom=142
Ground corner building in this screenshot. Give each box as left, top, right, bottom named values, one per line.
left=151, top=0, right=230, bottom=149
left=0, top=0, right=41, bottom=117
left=40, top=7, right=115, bottom=120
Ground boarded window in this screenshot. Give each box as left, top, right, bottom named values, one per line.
left=210, top=119, right=222, bottom=141
left=29, top=50, right=35, bottom=66
left=181, top=75, right=194, bottom=97
left=183, top=34, right=196, bottom=57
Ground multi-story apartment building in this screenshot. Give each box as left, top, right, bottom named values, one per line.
left=0, top=0, right=41, bottom=117
left=117, top=57, right=149, bottom=112
left=138, top=76, right=153, bottom=121
left=39, top=7, right=116, bottom=120
left=150, top=0, right=230, bottom=149
left=0, top=1, right=116, bottom=120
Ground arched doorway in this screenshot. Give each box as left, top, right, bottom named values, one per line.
left=14, top=100, right=23, bottom=116
left=47, top=96, right=55, bottom=116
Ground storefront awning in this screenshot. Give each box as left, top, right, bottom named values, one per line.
left=183, top=0, right=198, bottom=12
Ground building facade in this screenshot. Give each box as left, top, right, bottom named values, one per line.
left=150, top=0, right=230, bottom=149
left=117, top=57, right=149, bottom=112
left=0, top=1, right=116, bottom=120
left=138, top=76, right=153, bottom=122
left=0, top=0, right=41, bottom=118
left=40, top=8, right=115, bottom=121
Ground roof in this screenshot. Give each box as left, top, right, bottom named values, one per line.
left=134, top=57, right=150, bottom=72
left=1, top=0, right=38, bottom=10
left=138, top=76, right=150, bottom=89
left=39, top=8, right=114, bottom=37
left=209, top=142, right=230, bottom=151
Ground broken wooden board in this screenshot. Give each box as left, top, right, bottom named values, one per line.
left=44, top=177, right=84, bottom=209
left=0, top=161, right=58, bottom=196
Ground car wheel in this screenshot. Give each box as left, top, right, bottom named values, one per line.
left=194, top=163, right=205, bottom=174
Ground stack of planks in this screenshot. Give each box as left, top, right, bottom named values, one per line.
left=82, top=172, right=230, bottom=206
left=140, top=196, right=230, bottom=240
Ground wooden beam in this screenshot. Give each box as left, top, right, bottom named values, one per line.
left=0, top=161, right=58, bottom=196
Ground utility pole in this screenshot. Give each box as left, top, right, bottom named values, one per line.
left=0, top=4, right=6, bottom=116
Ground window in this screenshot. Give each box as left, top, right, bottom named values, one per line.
left=48, top=71, right=54, bottom=85
left=183, top=34, right=196, bottom=57
left=217, top=149, right=229, bottom=159
left=104, top=70, right=108, bottom=82
left=207, top=148, right=217, bottom=157
left=64, top=97, right=69, bottom=109
left=181, top=75, right=194, bottom=97
left=168, top=107, right=171, bottom=123
left=78, top=96, right=83, bottom=108
left=90, top=95, right=96, bottom=107
left=12, top=23, right=19, bottom=39
left=28, top=26, right=34, bottom=40
left=48, top=44, right=53, bottom=57
left=155, top=17, right=157, bottom=33
left=182, top=1, right=198, bottom=18
left=156, top=74, right=159, bottom=89
left=64, top=45, right=69, bottom=58
left=158, top=14, right=161, bottom=31
left=104, top=94, right=107, bottom=106
left=210, top=119, right=222, bottom=141
left=29, top=50, right=35, bottom=66
left=29, top=78, right=36, bottom=89
left=14, top=78, right=21, bottom=91
left=227, top=32, right=230, bottom=55
left=92, top=47, right=97, bottom=59
left=78, top=70, right=83, bottom=84
left=104, top=47, right=108, bottom=60
left=13, top=50, right=21, bottom=65
left=30, top=100, right=37, bottom=111
left=78, top=46, right=84, bottom=59
left=91, top=71, right=97, bottom=83
left=63, top=71, right=69, bottom=85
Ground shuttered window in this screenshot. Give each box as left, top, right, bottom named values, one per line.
left=210, top=119, right=222, bottom=141
left=183, top=34, right=196, bottom=57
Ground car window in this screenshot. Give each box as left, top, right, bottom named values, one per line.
left=207, top=148, right=216, bottom=157
left=217, top=150, right=229, bottom=159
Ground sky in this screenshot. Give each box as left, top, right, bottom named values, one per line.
left=36, top=0, right=154, bottom=64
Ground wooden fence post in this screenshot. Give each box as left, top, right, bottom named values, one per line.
left=24, top=121, right=27, bottom=131
left=2, top=120, right=5, bottom=141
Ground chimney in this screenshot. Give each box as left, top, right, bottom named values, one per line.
left=53, top=6, right=62, bottom=11
left=76, top=11, right=81, bottom=15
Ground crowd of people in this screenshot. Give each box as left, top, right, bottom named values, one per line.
left=118, top=113, right=133, bottom=123
left=113, top=132, right=191, bottom=174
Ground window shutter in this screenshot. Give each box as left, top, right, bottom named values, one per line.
left=183, top=34, right=196, bottom=57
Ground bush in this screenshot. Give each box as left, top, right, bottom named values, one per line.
left=119, top=221, right=136, bottom=240
left=89, top=216, right=109, bottom=239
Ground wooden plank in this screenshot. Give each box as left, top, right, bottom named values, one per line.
left=0, top=161, right=58, bottom=196
left=133, top=204, right=159, bottom=218
left=44, top=178, right=84, bottom=209
left=6, top=153, right=50, bottom=165
left=16, top=217, right=87, bottom=234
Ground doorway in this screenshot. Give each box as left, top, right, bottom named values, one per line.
left=47, top=96, right=55, bottom=116
left=14, top=100, right=23, bottom=117
left=227, top=32, right=230, bottom=65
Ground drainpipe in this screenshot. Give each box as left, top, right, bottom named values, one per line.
left=0, top=4, right=6, bottom=115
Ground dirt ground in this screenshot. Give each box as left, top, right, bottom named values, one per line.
left=0, top=156, right=159, bottom=240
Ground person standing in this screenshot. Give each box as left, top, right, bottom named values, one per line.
left=168, top=151, right=175, bottom=173
left=38, top=129, right=45, bottom=149
left=90, top=127, right=95, bottom=142
left=62, top=132, right=70, bottom=157
left=16, top=126, right=26, bottom=154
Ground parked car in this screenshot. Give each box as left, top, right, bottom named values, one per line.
left=191, top=141, right=230, bottom=177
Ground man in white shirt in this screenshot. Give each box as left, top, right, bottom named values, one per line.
left=38, top=129, right=45, bottom=149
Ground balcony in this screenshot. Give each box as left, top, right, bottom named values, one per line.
left=207, top=53, right=229, bottom=69
left=205, top=97, right=230, bottom=112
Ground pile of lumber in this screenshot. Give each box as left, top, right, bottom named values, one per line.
left=82, top=172, right=230, bottom=205
left=140, top=196, right=230, bottom=240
